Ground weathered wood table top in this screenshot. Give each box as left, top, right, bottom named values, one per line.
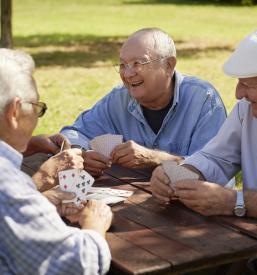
left=97, top=164, right=257, bottom=275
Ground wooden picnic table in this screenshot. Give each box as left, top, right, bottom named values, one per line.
left=94, top=164, right=257, bottom=275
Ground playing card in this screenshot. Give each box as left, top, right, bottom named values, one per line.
left=89, top=134, right=123, bottom=157
left=75, top=170, right=95, bottom=199
left=58, top=169, right=78, bottom=192
left=90, top=187, right=133, bottom=197
left=85, top=193, right=126, bottom=205
left=58, top=169, right=95, bottom=206
left=162, top=161, right=199, bottom=188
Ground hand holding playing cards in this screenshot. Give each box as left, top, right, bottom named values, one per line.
left=24, top=134, right=70, bottom=157
left=82, top=150, right=111, bottom=176
left=111, top=140, right=154, bottom=168
left=79, top=200, right=113, bottom=237
left=43, top=186, right=83, bottom=217
left=175, top=180, right=236, bottom=216
left=150, top=165, right=174, bottom=204
left=33, top=148, right=84, bottom=192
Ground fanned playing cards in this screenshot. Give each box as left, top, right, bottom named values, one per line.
left=58, top=169, right=95, bottom=206
left=58, top=169, right=133, bottom=206
left=89, top=134, right=123, bottom=157
left=162, top=161, right=199, bottom=188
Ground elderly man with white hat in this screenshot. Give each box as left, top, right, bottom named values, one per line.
left=150, top=29, right=257, bottom=218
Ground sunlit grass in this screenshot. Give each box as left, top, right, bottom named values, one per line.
left=12, top=0, right=257, bottom=136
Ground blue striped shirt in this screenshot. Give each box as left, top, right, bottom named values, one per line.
left=0, top=140, right=111, bottom=275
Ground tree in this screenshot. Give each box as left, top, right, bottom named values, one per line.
left=1, top=0, right=13, bottom=48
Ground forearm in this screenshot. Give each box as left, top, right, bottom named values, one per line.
left=148, top=149, right=183, bottom=167
left=244, top=191, right=257, bottom=218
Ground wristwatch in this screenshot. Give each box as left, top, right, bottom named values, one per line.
left=234, top=190, right=246, bottom=217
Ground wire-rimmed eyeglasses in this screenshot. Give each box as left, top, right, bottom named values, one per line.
left=23, top=101, right=48, bottom=118
left=114, top=57, right=165, bottom=74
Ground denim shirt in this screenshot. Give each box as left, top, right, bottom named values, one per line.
left=61, top=71, right=226, bottom=157
left=184, top=99, right=257, bottom=190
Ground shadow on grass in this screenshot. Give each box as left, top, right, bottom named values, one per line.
left=122, top=0, right=244, bottom=5
left=15, top=33, right=233, bottom=68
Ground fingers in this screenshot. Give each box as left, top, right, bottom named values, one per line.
left=111, top=141, right=136, bottom=163
left=150, top=166, right=173, bottom=203
left=83, top=150, right=111, bottom=174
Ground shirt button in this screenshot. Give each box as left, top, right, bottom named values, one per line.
left=153, top=142, right=158, bottom=148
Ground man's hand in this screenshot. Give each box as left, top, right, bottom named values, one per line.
left=111, top=140, right=183, bottom=168
left=82, top=150, right=111, bottom=176
left=24, top=134, right=71, bottom=156
left=175, top=180, right=236, bottom=216
left=111, top=140, right=154, bottom=168
left=43, top=186, right=84, bottom=217
left=78, top=200, right=113, bottom=237
left=33, top=148, right=84, bottom=192
left=150, top=165, right=175, bottom=204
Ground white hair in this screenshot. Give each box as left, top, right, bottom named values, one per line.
left=0, top=49, right=37, bottom=115
left=132, top=28, right=176, bottom=58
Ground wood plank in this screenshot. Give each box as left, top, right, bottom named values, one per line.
left=106, top=233, right=171, bottom=275
left=112, top=198, right=257, bottom=268
left=105, top=164, right=151, bottom=182
left=111, top=215, right=201, bottom=266
left=213, top=216, right=257, bottom=240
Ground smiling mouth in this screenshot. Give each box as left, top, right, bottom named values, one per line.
left=131, top=81, right=144, bottom=87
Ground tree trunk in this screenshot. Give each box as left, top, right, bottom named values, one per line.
left=1, top=0, right=13, bottom=48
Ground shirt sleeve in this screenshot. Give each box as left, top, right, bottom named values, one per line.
left=184, top=102, right=242, bottom=185
left=60, top=90, right=119, bottom=149
left=187, top=86, right=227, bottom=156
left=0, top=170, right=111, bottom=275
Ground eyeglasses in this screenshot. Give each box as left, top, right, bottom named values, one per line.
left=23, top=101, right=48, bottom=118
left=114, top=57, right=165, bottom=74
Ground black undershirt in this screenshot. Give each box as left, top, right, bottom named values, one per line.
left=141, top=97, right=173, bottom=134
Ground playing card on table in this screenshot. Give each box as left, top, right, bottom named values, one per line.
left=90, top=187, right=133, bottom=197
left=58, top=169, right=95, bottom=206
left=162, top=161, right=199, bottom=188
left=85, top=193, right=127, bottom=206
left=89, top=134, right=123, bottom=157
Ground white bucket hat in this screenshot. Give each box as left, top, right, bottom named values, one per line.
left=223, top=30, right=257, bottom=78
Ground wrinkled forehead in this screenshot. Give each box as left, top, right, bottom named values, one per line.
left=120, top=33, right=157, bottom=61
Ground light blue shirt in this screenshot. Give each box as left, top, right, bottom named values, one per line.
left=0, top=140, right=111, bottom=275
left=184, top=99, right=257, bottom=190
left=61, top=71, right=226, bottom=157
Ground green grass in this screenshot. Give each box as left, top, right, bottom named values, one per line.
left=12, top=0, right=257, bottom=134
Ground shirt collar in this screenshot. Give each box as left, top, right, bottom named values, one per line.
left=0, top=140, right=23, bottom=169
left=128, top=70, right=184, bottom=112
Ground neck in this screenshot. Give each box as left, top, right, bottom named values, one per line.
left=142, top=76, right=175, bottom=110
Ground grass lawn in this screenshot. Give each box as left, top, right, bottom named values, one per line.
left=13, top=0, right=257, bottom=135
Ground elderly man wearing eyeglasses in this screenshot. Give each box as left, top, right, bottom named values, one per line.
left=0, top=49, right=112, bottom=274
left=61, top=27, right=227, bottom=177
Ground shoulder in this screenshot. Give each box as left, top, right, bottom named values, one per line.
left=181, top=74, right=219, bottom=97
left=0, top=157, right=36, bottom=200
left=96, top=84, right=131, bottom=106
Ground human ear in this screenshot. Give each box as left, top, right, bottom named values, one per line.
left=166, top=57, right=176, bottom=76
left=5, top=97, right=22, bottom=130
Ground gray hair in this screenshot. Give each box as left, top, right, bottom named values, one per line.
left=0, top=49, right=37, bottom=115
left=131, top=28, right=176, bottom=58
